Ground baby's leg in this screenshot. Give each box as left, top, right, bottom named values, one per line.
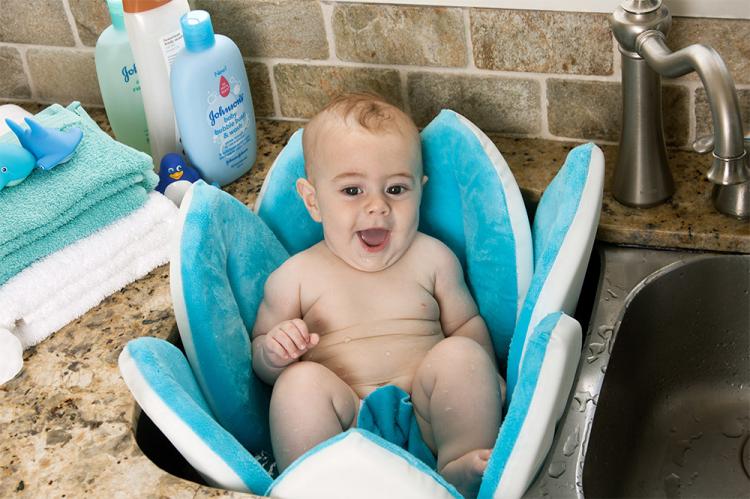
left=412, top=336, right=503, bottom=498
left=269, top=361, right=360, bottom=471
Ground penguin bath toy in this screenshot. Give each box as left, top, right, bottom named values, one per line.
left=156, top=153, right=203, bottom=206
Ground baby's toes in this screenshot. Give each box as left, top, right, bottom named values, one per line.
left=471, top=451, right=490, bottom=475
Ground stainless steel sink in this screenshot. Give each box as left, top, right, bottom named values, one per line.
left=527, top=245, right=750, bottom=498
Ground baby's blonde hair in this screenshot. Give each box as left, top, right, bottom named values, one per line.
left=302, top=92, right=420, bottom=178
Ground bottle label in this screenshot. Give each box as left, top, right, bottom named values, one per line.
left=207, top=66, right=251, bottom=170
left=159, top=30, right=185, bottom=77
left=120, top=63, right=142, bottom=94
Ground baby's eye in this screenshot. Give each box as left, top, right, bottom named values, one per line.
left=176, top=165, right=183, bottom=171
left=168, top=168, right=175, bottom=174
left=1, top=166, right=6, bottom=173
left=342, top=186, right=362, bottom=196
left=386, top=185, right=408, bottom=195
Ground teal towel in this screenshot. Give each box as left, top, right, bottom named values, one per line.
left=358, top=385, right=437, bottom=470
left=0, top=102, right=158, bottom=286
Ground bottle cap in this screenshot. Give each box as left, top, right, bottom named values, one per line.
left=106, top=0, right=125, bottom=30
left=122, top=0, right=172, bottom=14
left=181, top=10, right=215, bottom=52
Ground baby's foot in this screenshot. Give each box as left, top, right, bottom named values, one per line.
left=440, top=448, right=492, bottom=499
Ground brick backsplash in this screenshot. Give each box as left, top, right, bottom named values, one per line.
left=0, top=0, right=748, bottom=149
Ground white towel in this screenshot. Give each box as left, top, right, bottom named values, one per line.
left=0, top=192, right=177, bottom=384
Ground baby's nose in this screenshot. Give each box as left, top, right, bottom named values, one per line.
left=366, top=195, right=389, bottom=215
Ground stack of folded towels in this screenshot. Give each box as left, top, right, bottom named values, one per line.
left=0, top=102, right=178, bottom=384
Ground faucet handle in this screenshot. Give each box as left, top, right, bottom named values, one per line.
left=695, top=134, right=750, bottom=154
left=621, top=0, right=662, bottom=14
left=692, top=135, right=714, bottom=154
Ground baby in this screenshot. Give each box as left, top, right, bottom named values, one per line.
left=252, top=93, right=503, bottom=497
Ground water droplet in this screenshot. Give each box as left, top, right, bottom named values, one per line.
left=573, top=390, right=595, bottom=412
left=664, top=473, right=681, bottom=498
left=344, top=336, right=351, bottom=344
left=445, top=406, right=453, bottom=412
left=606, top=288, right=618, bottom=298
left=563, top=426, right=580, bottom=456
left=547, top=461, right=566, bottom=478
left=589, top=342, right=606, bottom=355
left=597, top=325, right=613, bottom=340
left=721, top=418, right=744, bottom=438
left=385, top=351, right=391, bottom=357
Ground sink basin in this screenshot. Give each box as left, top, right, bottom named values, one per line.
left=526, top=246, right=750, bottom=498
left=584, top=254, right=750, bottom=498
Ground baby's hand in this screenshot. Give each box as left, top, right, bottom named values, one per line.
left=261, top=319, right=320, bottom=368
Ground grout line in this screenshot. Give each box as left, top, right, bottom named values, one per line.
left=15, top=46, right=38, bottom=102
left=61, top=0, right=85, bottom=49
left=268, top=62, right=283, bottom=119
left=247, top=54, right=623, bottom=83
left=540, top=77, right=551, bottom=139
left=320, top=1, right=338, bottom=62
left=399, top=69, right=410, bottom=114
left=0, top=41, right=95, bottom=53
left=463, top=8, right=476, bottom=70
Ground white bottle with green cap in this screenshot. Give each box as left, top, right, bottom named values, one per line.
left=95, top=0, right=150, bottom=154
left=171, top=10, right=256, bottom=186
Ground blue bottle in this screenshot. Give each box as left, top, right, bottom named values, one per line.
left=171, top=10, right=256, bottom=186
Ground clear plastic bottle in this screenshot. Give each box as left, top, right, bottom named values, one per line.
left=123, top=0, right=189, bottom=166
left=171, top=10, right=256, bottom=186
left=95, top=0, right=149, bottom=154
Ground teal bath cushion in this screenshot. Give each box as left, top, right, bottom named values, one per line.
left=122, top=110, right=602, bottom=498
left=478, top=312, right=582, bottom=499
left=171, top=180, right=288, bottom=454
left=506, top=142, right=604, bottom=401
left=118, top=337, right=273, bottom=493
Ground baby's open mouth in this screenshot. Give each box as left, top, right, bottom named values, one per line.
left=357, top=228, right=390, bottom=252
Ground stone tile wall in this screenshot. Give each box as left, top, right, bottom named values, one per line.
left=0, top=0, right=748, bottom=148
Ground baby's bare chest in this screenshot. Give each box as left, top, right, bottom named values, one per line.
left=300, top=267, right=440, bottom=335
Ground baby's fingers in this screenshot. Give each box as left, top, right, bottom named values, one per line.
left=282, top=320, right=310, bottom=351
left=264, top=336, right=292, bottom=363
left=273, top=328, right=301, bottom=358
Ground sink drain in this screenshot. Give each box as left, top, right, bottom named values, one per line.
left=742, top=436, right=750, bottom=479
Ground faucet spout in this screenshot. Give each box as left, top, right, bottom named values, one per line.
left=636, top=31, right=748, bottom=185
left=609, top=0, right=749, bottom=218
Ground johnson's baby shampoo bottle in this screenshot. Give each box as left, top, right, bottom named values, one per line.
left=171, top=10, right=256, bottom=186
left=95, top=0, right=149, bottom=154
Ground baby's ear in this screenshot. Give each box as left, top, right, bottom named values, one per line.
left=296, top=178, right=322, bottom=222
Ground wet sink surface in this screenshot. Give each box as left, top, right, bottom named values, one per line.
left=526, top=247, right=750, bottom=498
left=583, top=255, right=750, bottom=498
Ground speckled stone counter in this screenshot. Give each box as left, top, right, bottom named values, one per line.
left=1, top=113, right=747, bottom=498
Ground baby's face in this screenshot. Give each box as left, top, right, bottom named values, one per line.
left=298, top=126, right=425, bottom=272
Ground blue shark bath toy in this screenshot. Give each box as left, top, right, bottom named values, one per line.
left=0, top=143, right=37, bottom=191
left=156, top=153, right=204, bottom=206
left=5, top=117, right=83, bottom=171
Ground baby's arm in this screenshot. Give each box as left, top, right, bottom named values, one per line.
left=252, top=261, right=319, bottom=385
left=433, top=244, right=497, bottom=367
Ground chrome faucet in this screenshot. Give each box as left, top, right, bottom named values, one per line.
left=610, top=0, right=749, bottom=218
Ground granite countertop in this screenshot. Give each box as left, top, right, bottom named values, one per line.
left=1, top=110, right=747, bottom=498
